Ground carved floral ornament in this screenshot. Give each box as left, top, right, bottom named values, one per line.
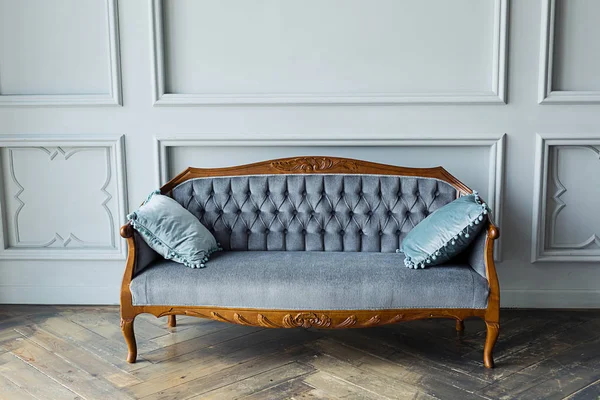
left=154, top=309, right=418, bottom=329
left=271, top=157, right=359, bottom=172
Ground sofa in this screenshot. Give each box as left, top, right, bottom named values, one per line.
left=119, top=156, right=500, bottom=368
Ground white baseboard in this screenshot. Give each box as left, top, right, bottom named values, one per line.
left=0, top=286, right=119, bottom=305
left=1, top=287, right=599, bottom=308
left=501, top=289, right=600, bottom=309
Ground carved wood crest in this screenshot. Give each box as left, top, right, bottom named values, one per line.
left=271, top=157, right=359, bottom=172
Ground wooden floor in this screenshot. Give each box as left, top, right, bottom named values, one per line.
left=0, top=307, right=599, bottom=400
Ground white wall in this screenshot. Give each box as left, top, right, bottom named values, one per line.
left=0, top=0, right=598, bottom=307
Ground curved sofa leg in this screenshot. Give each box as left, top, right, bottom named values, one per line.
left=455, top=319, right=465, bottom=333
left=484, top=321, right=499, bottom=368
left=120, top=317, right=137, bottom=363
left=168, top=315, right=176, bottom=328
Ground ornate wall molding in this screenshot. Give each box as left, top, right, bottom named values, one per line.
left=532, top=133, right=600, bottom=262
left=0, top=135, right=128, bottom=260
left=154, top=134, right=505, bottom=260
left=150, top=0, right=507, bottom=105
left=0, top=0, right=122, bottom=106
left=538, top=0, right=600, bottom=104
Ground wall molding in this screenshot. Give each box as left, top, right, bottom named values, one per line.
left=532, top=133, right=600, bottom=262
left=538, top=0, right=600, bottom=104
left=0, top=135, right=128, bottom=260
left=0, top=0, right=122, bottom=107
left=501, top=289, right=600, bottom=309
left=154, top=134, right=505, bottom=260
left=150, top=0, right=508, bottom=105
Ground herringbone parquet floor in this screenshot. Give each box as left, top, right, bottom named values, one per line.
left=0, top=306, right=598, bottom=399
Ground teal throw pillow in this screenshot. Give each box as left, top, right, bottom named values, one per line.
left=127, top=191, right=221, bottom=268
left=398, top=192, right=489, bottom=269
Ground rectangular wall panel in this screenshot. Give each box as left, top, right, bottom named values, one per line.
left=152, top=0, right=507, bottom=104
left=0, top=135, right=127, bottom=259
left=532, top=134, right=600, bottom=261
left=0, top=0, right=121, bottom=106
left=155, top=135, right=505, bottom=260
left=538, top=0, right=600, bottom=103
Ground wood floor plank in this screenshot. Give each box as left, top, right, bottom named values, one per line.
left=194, top=361, right=315, bottom=399
left=64, top=309, right=168, bottom=343
left=1, top=306, right=599, bottom=399
left=140, top=324, right=263, bottom=363
left=34, top=315, right=154, bottom=370
left=308, top=336, right=490, bottom=400
left=128, top=328, right=321, bottom=397
left=299, top=351, right=427, bottom=400
left=238, top=377, right=317, bottom=400
left=14, top=324, right=142, bottom=388
left=9, top=337, right=134, bottom=400
left=138, top=345, right=315, bottom=400
left=149, top=319, right=233, bottom=348
left=478, top=338, right=600, bottom=399
left=564, top=378, right=600, bottom=400
left=302, top=370, right=395, bottom=400
left=0, top=353, right=81, bottom=400
left=0, top=371, right=39, bottom=400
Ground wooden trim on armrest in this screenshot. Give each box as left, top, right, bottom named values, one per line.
left=484, top=220, right=501, bottom=323
left=120, top=223, right=136, bottom=318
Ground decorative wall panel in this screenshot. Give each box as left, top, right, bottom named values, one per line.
left=0, top=0, right=121, bottom=106
left=538, top=0, right=600, bottom=103
left=532, top=134, right=600, bottom=261
left=0, top=135, right=127, bottom=259
left=151, top=0, right=507, bottom=105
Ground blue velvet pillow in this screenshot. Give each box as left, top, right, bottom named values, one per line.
left=398, top=192, right=489, bottom=269
left=127, top=191, right=221, bottom=268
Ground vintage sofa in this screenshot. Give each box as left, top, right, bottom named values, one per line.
left=119, top=157, right=500, bottom=368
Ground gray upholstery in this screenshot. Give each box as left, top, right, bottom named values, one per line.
left=465, top=225, right=489, bottom=279
left=133, top=231, right=160, bottom=276
left=130, top=251, right=489, bottom=309
left=171, top=174, right=457, bottom=253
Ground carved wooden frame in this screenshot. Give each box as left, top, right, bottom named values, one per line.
left=120, top=156, right=500, bottom=368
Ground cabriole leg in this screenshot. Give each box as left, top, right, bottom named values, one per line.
left=168, top=315, right=176, bottom=328
left=120, top=317, right=137, bottom=363
left=484, top=321, right=499, bottom=368
left=455, top=319, right=465, bottom=333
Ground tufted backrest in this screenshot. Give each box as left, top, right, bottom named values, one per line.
left=171, top=174, right=457, bottom=252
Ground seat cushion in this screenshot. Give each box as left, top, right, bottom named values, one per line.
left=130, top=251, right=489, bottom=310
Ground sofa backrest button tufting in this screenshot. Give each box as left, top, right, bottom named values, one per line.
left=283, top=229, right=288, bottom=234
left=302, top=229, right=307, bottom=234
left=340, top=230, right=345, bottom=235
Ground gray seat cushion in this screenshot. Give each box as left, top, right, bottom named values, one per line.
left=130, top=251, right=489, bottom=310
